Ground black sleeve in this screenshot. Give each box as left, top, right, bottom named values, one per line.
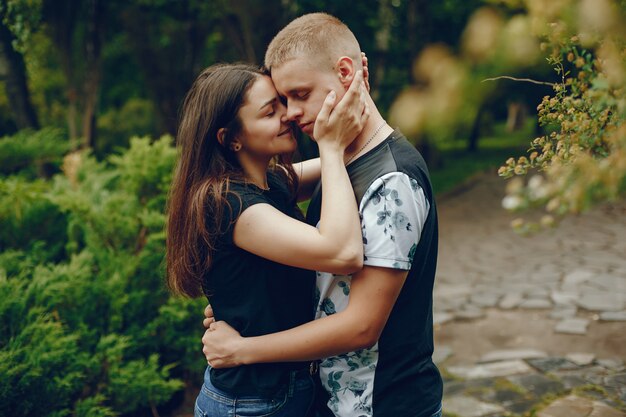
left=220, top=185, right=268, bottom=244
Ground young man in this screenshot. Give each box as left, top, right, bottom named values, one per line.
left=202, top=13, right=442, bottom=417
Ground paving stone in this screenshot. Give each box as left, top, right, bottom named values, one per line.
left=479, top=349, right=548, bottom=364
left=434, top=298, right=466, bottom=311
left=443, top=380, right=467, bottom=396
left=433, top=312, right=454, bottom=325
left=527, top=357, right=579, bottom=373
left=589, top=274, right=626, bottom=293
left=597, top=358, right=625, bottom=371
left=499, top=282, right=541, bottom=295
left=550, top=306, right=578, bottom=319
left=443, top=395, right=506, bottom=417
left=554, top=318, right=590, bottom=335
left=506, top=399, right=540, bottom=414
left=519, top=298, right=553, bottom=309
left=470, top=293, right=501, bottom=308
left=526, top=287, right=551, bottom=298
left=562, top=270, right=596, bottom=289
left=499, top=293, right=523, bottom=309
left=433, top=345, right=453, bottom=364
left=455, top=306, right=487, bottom=320
left=507, top=373, right=564, bottom=396
left=550, top=291, right=579, bottom=306
left=558, top=374, right=592, bottom=390
left=604, top=373, right=626, bottom=391
left=434, top=283, right=472, bottom=298
left=530, top=272, right=562, bottom=284
left=551, top=366, right=610, bottom=388
left=537, top=395, right=626, bottom=417
left=443, top=378, right=495, bottom=396
left=577, top=292, right=625, bottom=312
left=600, top=310, right=626, bottom=321
left=565, top=353, right=596, bottom=366
left=481, top=387, right=527, bottom=405
left=448, top=360, right=534, bottom=379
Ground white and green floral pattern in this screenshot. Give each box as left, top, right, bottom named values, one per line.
left=315, top=172, right=429, bottom=417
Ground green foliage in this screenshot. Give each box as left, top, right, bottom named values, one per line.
left=0, top=0, right=43, bottom=52
left=96, top=99, right=158, bottom=157
left=0, top=133, right=206, bottom=415
left=0, top=176, right=67, bottom=262
left=0, top=127, right=70, bottom=176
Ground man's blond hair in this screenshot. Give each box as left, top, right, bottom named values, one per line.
left=265, top=13, right=362, bottom=71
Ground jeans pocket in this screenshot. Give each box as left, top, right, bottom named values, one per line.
left=195, top=382, right=235, bottom=417
left=234, top=389, right=288, bottom=417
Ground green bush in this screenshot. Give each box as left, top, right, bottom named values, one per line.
left=0, top=133, right=206, bottom=416
left=0, top=128, right=70, bottom=177
left=96, top=98, right=159, bottom=158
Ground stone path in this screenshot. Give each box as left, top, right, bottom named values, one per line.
left=434, top=172, right=626, bottom=417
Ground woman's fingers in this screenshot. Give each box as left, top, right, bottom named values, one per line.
left=318, top=90, right=336, bottom=123
left=361, top=52, right=371, bottom=92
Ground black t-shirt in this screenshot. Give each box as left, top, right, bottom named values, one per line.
left=306, top=131, right=442, bottom=417
left=202, top=170, right=315, bottom=396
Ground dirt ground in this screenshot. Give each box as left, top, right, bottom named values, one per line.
left=434, top=171, right=626, bottom=365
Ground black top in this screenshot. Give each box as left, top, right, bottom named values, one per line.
left=202, top=170, right=315, bottom=396
left=307, top=131, right=443, bottom=417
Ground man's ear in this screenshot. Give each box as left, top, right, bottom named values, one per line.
left=335, top=56, right=356, bottom=89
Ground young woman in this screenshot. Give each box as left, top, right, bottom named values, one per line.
left=166, top=63, right=368, bottom=417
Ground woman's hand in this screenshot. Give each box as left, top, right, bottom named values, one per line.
left=202, top=321, right=246, bottom=368
left=313, top=70, right=370, bottom=151
left=361, top=52, right=371, bottom=92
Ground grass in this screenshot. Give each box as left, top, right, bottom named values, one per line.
left=430, top=120, right=536, bottom=196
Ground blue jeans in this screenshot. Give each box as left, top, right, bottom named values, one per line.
left=195, top=367, right=315, bottom=417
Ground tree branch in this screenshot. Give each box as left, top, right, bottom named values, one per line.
left=481, top=76, right=556, bottom=86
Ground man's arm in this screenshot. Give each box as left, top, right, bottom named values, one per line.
left=203, top=265, right=407, bottom=367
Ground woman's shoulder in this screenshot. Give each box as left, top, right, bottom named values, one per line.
left=268, top=165, right=292, bottom=190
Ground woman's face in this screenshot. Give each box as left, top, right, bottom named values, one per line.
left=235, top=75, right=296, bottom=160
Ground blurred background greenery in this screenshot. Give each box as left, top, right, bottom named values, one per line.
left=1, top=0, right=624, bottom=416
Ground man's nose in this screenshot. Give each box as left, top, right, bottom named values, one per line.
left=285, top=103, right=303, bottom=122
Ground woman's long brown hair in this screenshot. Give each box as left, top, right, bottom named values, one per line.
left=166, top=63, right=298, bottom=298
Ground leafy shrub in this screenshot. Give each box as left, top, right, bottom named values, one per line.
left=497, top=0, right=626, bottom=231
left=0, top=134, right=206, bottom=416
left=0, top=128, right=70, bottom=177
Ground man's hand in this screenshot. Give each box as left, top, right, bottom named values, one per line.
left=202, top=321, right=246, bottom=368
left=203, top=304, right=215, bottom=329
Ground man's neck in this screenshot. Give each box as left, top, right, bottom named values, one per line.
left=344, top=101, right=392, bottom=164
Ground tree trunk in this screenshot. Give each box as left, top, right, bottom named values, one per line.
left=372, top=0, right=393, bottom=100
left=0, top=21, right=39, bottom=129
left=467, top=105, right=485, bottom=152
left=406, top=0, right=432, bottom=72
left=81, top=0, right=104, bottom=149
left=43, top=0, right=80, bottom=141
left=229, top=0, right=257, bottom=63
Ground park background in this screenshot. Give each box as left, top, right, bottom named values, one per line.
left=0, top=0, right=624, bottom=416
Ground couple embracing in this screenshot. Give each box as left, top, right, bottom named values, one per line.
left=166, top=12, right=442, bottom=417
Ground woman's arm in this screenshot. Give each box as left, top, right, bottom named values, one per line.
left=233, top=71, right=369, bottom=275
left=293, top=158, right=320, bottom=202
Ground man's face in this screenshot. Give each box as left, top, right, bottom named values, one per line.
left=271, top=57, right=345, bottom=139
